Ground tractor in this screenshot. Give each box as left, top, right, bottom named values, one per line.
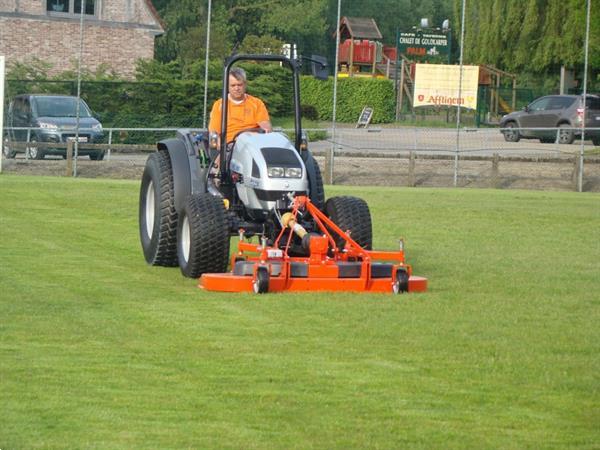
left=138, top=54, right=426, bottom=294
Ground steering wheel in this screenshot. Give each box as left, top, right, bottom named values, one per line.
left=231, top=127, right=265, bottom=143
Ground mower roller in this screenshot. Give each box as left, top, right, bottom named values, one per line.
left=138, top=53, right=427, bottom=294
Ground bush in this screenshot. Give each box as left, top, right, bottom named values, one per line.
left=300, top=77, right=396, bottom=123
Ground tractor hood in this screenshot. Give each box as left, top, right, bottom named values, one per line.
left=230, top=131, right=309, bottom=218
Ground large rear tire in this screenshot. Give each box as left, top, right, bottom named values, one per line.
left=177, top=193, right=230, bottom=278
left=325, top=196, right=372, bottom=250
left=139, top=151, right=179, bottom=266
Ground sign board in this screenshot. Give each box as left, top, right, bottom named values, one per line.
left=356, top=106, right=373, bottom=128
left=398, top=30, right=449, bottom=58
left=413, top=64, right=479, bottom=110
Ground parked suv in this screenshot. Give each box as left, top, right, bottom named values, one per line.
left=3, top=94, right=105, bottom=160
left=500, top=94, right=600, bottom=145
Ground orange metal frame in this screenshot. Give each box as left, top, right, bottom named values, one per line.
left=199, top=196, right=427, bottom=294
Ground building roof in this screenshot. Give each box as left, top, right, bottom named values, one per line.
left=337, top=17, right=382, bottom=40
left=144, top=0, right=165, bottom=32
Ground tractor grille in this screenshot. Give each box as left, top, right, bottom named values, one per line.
left=254, top=189, right=306, bottom=202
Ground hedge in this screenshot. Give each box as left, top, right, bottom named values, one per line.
left=300, top=77, right=396, bottom=123
left=6, top=71, right=396, bottom=128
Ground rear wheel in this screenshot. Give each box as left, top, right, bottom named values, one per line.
left=502, top=122, right=520, bottom=142
left=89, top=151, right=105, bottom=160
left=139, top=151, right=179, bottom=266
left=325, top=196, right=373, bottom=250
left=558, top=124, right=575, bottom=144
left=177, top=193, right=230, bottom=278
left=592, top=137, right=600, bottom=147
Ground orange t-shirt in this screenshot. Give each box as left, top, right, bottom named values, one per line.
left=208, top=94, right=270, bottom=143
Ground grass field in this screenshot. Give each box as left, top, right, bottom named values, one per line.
left=1, top=175, right=598, bottom=449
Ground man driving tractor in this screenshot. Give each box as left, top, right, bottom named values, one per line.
left=208, top=67, right=272, bottom=144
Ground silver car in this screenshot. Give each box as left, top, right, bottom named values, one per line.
left=4, top=94, right=105, bottom=159
left=500, top=94, right=600, bottom=145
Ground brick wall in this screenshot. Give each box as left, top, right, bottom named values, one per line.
left=0, top=0, right=162, bottom=79
left=0, top=16, right=156, bottom=78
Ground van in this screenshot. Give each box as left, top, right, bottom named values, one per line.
left=3, top=94, right=105, bottom=160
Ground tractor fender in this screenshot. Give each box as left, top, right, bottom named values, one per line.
left=157, top=135, right=206, bottom=214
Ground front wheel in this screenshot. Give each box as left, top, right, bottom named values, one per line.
left=253, top=267, right=270, bottom=294
left=393, top=269, right=409, bottom=294
left=26, top=139, right=44, bottom=160
left=502, top=122, right=520, bottom=142
left=177, top=193, right=230, bottom=278
left=2, top=137, right=16, bottom=158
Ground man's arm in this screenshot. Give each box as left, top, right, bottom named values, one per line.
left=255, top=97, right=272, bottom=133
left=258, top=120, right=272, bottom=133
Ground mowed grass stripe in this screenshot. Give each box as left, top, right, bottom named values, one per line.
left=1, top=175, right=598, bottom=449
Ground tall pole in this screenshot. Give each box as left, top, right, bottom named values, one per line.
left=74, top=0, right=86, bottom=177
left=578, top=0, right=591, bottom=193
left=329, top=0, right=341, bottom=185
left=0, top=56, right=5, bottom=174
left=202, top=0, right=212, bottom=129
left=454, top=0, right=466, bottom=187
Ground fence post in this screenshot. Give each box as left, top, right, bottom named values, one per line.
left=107, top=129, right=112, bottom=161
left=66, top=140, right=73, bottom=177
left=572, top=154, right=582, bottom=191
left=407, top=151, right=416, bottom=187
left=491, top=153, right=500, bottom=188
left=324, top=147, right=333, bottom=185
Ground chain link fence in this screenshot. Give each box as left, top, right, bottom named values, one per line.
left=2, top=125, right=599, bottom=191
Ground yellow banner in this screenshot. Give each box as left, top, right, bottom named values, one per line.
left=413, top=64, right=479, bottom=110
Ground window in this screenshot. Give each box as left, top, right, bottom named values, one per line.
left=528, top=97, right=551, bottom=112
left=547, top=97, right=574, bottom=110
left=47, top=0, right=96, bottom=16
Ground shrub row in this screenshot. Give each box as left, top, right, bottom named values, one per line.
left=7, top=70, right=396, bottom=127
left=300, top=77, right=396, bottom=123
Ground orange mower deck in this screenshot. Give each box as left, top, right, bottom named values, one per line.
left=199, top=196, right=427, bottom=294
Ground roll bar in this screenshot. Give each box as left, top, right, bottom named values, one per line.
left=219, top=54, right=327, bottom=181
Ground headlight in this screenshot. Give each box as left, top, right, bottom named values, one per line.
left=284, top=167, right=302, bottom=178
left=38, top=122, right=58, bottom=130
left=92, top=123, right=103, bottom=131
left=267, top=166, right=302, bottom=178
left=268, top=167, right=285, bottom=178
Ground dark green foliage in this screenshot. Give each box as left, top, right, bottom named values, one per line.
left=458, top=0, right=599, bottom=81
left=301, top=77, right=395, bottom=123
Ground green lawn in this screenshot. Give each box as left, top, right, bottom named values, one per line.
left=1, top=175, right=598, bottom=449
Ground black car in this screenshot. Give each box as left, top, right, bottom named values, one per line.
left=3, top=94, right=105, bottom=160
left=500, top=94, right=600, bottom=145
